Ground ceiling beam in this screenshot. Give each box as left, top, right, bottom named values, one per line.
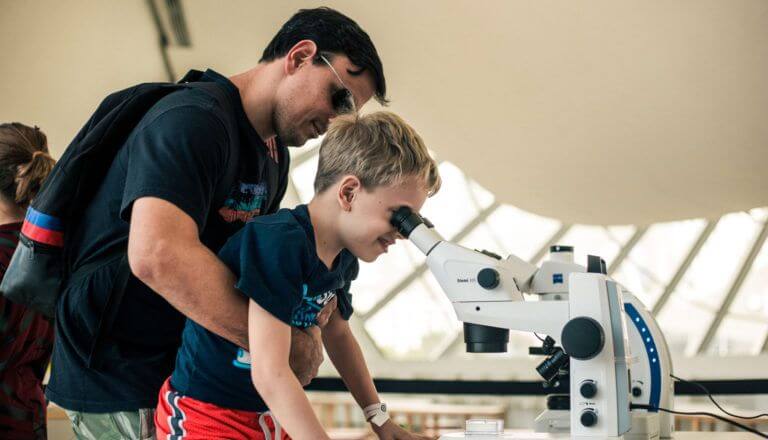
left=696, top=219, right=768, bottom=354
left=651, top=220, right=718, bottom=317
left=607, top=226, right=648, bottom=275
left=145, top=0, right=176, bottom=81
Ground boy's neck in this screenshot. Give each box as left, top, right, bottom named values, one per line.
left=307, top=198, right=344, bottom=269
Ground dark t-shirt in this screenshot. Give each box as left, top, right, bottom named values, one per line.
left=46, top=69, right=290, bottom=412
left=170, top=205, right=358, bottom=411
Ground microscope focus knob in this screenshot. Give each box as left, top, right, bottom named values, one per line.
left=580, top=409, right=598, bottom=427
left=580, top=380, right=597, bottom=399
left=477, top=268, right=500, bottom=289
left=632, top=387, right=642, bottom=397
left=561, top=317, right=604, bottom=360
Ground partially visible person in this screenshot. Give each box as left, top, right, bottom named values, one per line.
left=0, top=122, right=56, bottom=440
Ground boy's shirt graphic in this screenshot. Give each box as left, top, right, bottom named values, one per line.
left=232, top=283, right=338, bottom=369
left=170, top=205, right=358, bottom=411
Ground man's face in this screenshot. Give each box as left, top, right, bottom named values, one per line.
left=274, top=54, right=375, bottom=147
left=340, top=176, right=428, bottom=263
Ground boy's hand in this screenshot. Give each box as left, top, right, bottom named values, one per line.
left=289, top=327, right=323, bottom=385
left=372, top=420, right=437, bottom=440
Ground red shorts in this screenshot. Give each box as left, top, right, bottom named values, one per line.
left=155, top=378, right=291, bottom=440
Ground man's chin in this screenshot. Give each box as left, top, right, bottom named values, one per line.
left=279, top=135, right=304, bottom=147
left=273, top=126, right=303, bottom=147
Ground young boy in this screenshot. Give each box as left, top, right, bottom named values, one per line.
left=155, top=111, right=441, bottom=440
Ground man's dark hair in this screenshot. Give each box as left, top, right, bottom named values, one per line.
left=260, top=7, right=388, bottom=105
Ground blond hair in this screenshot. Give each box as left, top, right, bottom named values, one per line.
left=314, top=112, right=441, bottom=197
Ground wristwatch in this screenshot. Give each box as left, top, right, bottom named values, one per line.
left=363, top=402, right=390, bottom=427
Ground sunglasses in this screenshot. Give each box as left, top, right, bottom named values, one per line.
left=318, top=54, right=357, bottom=115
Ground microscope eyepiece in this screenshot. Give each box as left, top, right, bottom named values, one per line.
left=390, top=206, right=433, bottom=238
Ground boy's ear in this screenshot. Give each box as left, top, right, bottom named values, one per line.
left=337, top=175, right=362, bottom=212
left=285, top=40, right=318, bottom=74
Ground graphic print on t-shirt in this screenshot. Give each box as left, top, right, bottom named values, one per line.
left=232, top=284, right=337, bottom=369
left=218, top=181, right=268, bottom=223
left=291, top=284, right=337, bottom=328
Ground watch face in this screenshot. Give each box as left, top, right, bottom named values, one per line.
left=381, top=403, right=387, bottom=412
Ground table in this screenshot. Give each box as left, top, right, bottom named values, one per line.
left=439, top=431, right=763, bottom=439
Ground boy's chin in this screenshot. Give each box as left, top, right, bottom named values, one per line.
left=355, top=248, right=383, bottom=263
left=358, top=253, right=380, bottom=263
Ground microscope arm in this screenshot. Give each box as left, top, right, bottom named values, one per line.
left=393, top=208, right=569, bottom=338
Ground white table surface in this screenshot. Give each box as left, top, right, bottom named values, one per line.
left=440, top=431, right=763, bottom=439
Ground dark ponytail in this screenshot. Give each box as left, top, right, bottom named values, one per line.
left=0, top=123, right=56, bottom=207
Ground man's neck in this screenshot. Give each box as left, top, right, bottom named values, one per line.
left=229, top=63, right=281, bottom=141
left=307, top=198, right=343, bottom=270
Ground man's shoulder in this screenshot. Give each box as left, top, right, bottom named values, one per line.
left=131, top=83, right=239, bottom=136
left=149, top=86, right=227, bottom=118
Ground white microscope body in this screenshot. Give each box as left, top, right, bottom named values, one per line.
left=390, top=208, right=674, bottom=440
left=532, top=248, right=674, bottom=440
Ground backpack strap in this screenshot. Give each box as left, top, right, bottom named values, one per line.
left=87, top=79, right=244, bottom=369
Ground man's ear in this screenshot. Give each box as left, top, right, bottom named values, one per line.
left=284, top=40, right=318, bottom=75
left=337, top=175, right=362, bottom=212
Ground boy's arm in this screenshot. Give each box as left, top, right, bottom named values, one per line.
left=249, top=299, right=330, bottom=440
left=321, top=309, right=379, bottom=408
left=322, top=310, right=435, bottom=440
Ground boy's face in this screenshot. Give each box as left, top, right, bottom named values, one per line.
left=341, top=176, right=428, bottom=263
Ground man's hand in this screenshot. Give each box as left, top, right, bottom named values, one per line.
left=372, top=420, right=437, bottom=440
left=289, top=327, right=323, bottom=385
left=316, top=296, right=337, bottom=328
left=288, top=297, right=338, bottom=385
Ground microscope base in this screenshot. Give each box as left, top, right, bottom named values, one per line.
left=532, top=411, right=661, bottom=440
left=439, top=431, right=621, bottom=439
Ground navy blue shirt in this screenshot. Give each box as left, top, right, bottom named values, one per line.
left=170, top=205, right=358, bottom=411
left=47, top=69, right=290, bottom=412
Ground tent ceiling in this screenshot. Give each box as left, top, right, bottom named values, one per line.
left=3, top=1, right=767, bottom=225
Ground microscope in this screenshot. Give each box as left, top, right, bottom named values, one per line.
left=530, top=249, right=674, bottom=440
left=390, top=208, right=674, bottom=440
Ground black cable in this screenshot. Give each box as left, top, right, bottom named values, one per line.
left=534, top=332, right=546, bottom=342
left=671, top=374, right=768, bottom=419
left=630, top=404, right=768, bottom=438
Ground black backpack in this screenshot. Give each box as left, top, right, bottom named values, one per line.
left=0, top=72, right=241, bottom=322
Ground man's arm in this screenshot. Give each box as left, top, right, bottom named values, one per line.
left=128, top=197, right=324, bottom=382
left=128, top=197, right=249, bottom=348
left=249, top=299, right=330, bottom=440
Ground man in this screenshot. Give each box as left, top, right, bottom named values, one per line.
left=47, top=7, right=386, bottom=439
